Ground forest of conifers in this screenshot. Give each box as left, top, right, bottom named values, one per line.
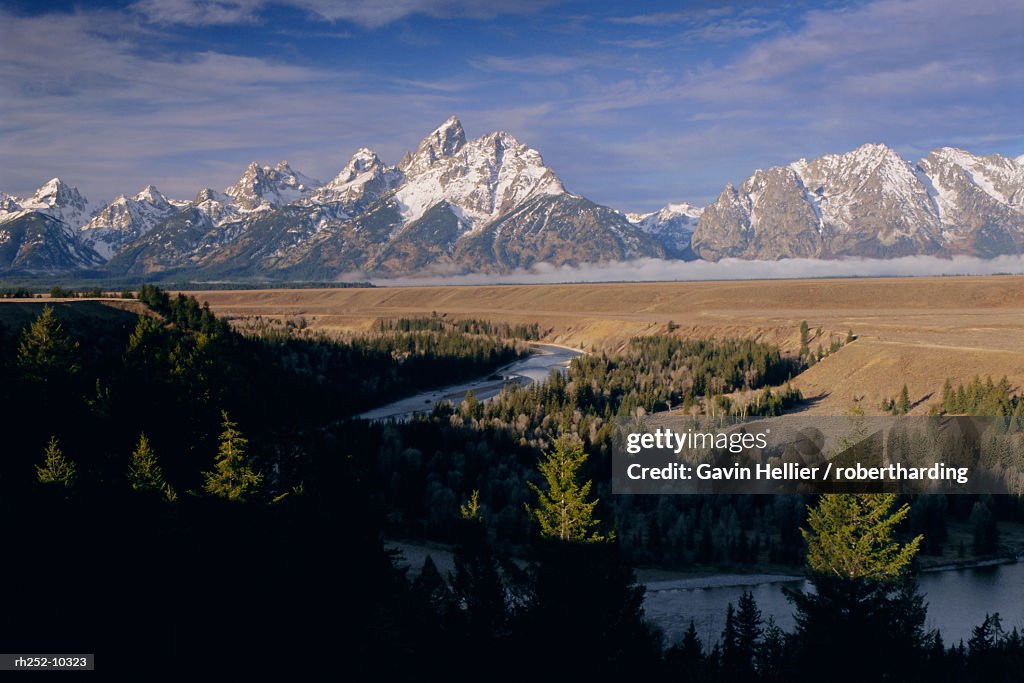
left=2, top=287, right=1022, bottom=679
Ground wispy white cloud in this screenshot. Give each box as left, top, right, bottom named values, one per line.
left=0, top=9, right=456, bottom=200
left=680, top=17, right=781, bottom=43
left=608, top=6, right=735, bottom=27
left=470, top=54, right=598, bottom=75
left=600, top=38, right=666, bottom=50
left=131, top=0, right=563, bottom=28
left=1, top=0, right=1021, bottom=218
left=131, top=0, right=264, bottom=26
left=298, top=0, right=562, bottom=28
left=390, top=77, right=478, bottom=93
left=521, top=0, right=1024, bottom=209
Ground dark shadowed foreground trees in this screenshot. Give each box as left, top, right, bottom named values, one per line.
left=789, top=494, right=930, bottom=682
left=3, top=292, right=1024, bottom=679
left=519, top=443, right=660, bottom=675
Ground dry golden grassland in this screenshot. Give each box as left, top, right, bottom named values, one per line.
left=187, top=275, right=1024, bottom=415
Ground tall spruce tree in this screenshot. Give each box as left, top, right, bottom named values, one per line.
left=803, top=493, right=922, bottom=579
left=203, top=411, right=262, bottom=501
left=896, top=384, right=912, bottom=415
left=449, top=491, right=508, bottom=643
left=789, top=493, right=929, bottom=682
left=459, top=489, right=482, bottom=522
left=526, top=434, right=606, bottom=542
left=757, top=617, right=788, bottom=683
left=36, top=436, right=76, bottom=487
left=798, top=320, right=810, bottom=361
left=666, top=620, right=705, bottom=677
left=720, top=602, right=741, bottom=680
left=734, top=590, right=763, bottom=675
left=17, top=305, right=79, bottom=382
left=128, top=433, right=176, bottom=501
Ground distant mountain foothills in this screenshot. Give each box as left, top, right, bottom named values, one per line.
left=1, top=117, right=1022, bottom=279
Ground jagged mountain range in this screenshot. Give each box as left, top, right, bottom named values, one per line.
left=1, top=117, right=1022, bottom=278
left=693, top=145, right=1024, bottom=260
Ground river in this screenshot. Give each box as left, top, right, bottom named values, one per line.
left=644, top=560, right=1024, bottom=646
left=373, top=343, right=1024, bottom=645
left=390, top=540, right=1024, bottom=647
left=357, top=343, right=582, bottom=422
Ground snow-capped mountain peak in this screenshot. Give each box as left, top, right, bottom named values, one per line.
left=421, top=115, right=466, bottom=158
left=326, top=148, right=388, bottom=188
left=393, top=123, right=564, bottom=229
left=312, top=148, right=401, bottom=212
left=339, top=148, right=382, bottom=178
left=626, top=202, right=702, bottom=259
left=32, top=177, right=67, bottom=200
left=4, top=119, right=1023, bottom=277
left=694, top=142, right=1024, bottom=261
left=400, top=116, right=467, bottom=175
left=79, top=184, right=182, bottom=259
left=195, top=187, right=228, bottom=204
left=19, top=178, right=98, bottom=229
left=924, top=147, right=1024, bottom=209
left=190, top=187, right=237, bottom=226
left=662, top=202, right=702, bottom=220
left=224, top=160, right=318, bottom=211
left=132, top=184, right=171, bottom=208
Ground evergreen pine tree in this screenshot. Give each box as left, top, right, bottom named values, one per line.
left=720, top=602, right=741, bottom=680
left=968, top=613, right=1004, bottom=679
left=526, top=539, right=658, bottom=673
left=788, top=493, right=928, bottom=682
left=669, top=619, right=704, bottom=675
left=17, top=305, right=79, bottom=382
left=526, top=434, right=606, bottom=542
left=202, top=411, right=262, bottom=501
left=461, top=389, right=479, bottom=419
left=36, top=436, right=76, bottom=487
left=757, top=617, right=788, bottom=683
left=449, top=512, right=507, bottom=640
left=127, top=433, right=176, bottom=501
left=735, top=590, right=763, bottom=670
left=941, top=378, right=954, bottom=412
left=413, top=556, right=454, bottom=626
left=798, top=321, right=810, bottom=361
left=124, top=315, right=169, bottom=365
left=803, top=494, right=922, bottom=580
left=897, top=384, right=911, bottom=415
left=459, top=489, right=481, bottom=521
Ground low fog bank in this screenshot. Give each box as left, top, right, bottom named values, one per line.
left=352, top=254, right=1024, bottom=287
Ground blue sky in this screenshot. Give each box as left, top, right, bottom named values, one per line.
left=1, top=0, right=1021, bottom=211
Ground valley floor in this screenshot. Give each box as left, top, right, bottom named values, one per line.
left=191, top=274, right=1024, bottom=416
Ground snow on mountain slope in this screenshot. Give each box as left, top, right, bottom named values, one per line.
left=694, top=143, right=1024, bottom=260
left=924, top=147, right=1024, bottom=211
left=311, top=148, right=402, bottom=215
left=5, top=123, right=1023, bottom=275
left=790, top=143, right=940, bottom=242
left=3, top=178, right=101, bottom=230
left=0, top=212, right=103, bottom=271
left=392, top=117, right=564, bottom=231
left=626, top=202, right=702, bottom=258
left=224, top=161, right=318, bottom=212
left=916, top=148, right=1024, bottom=254
left=79, top=185, right=181, bottom=259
